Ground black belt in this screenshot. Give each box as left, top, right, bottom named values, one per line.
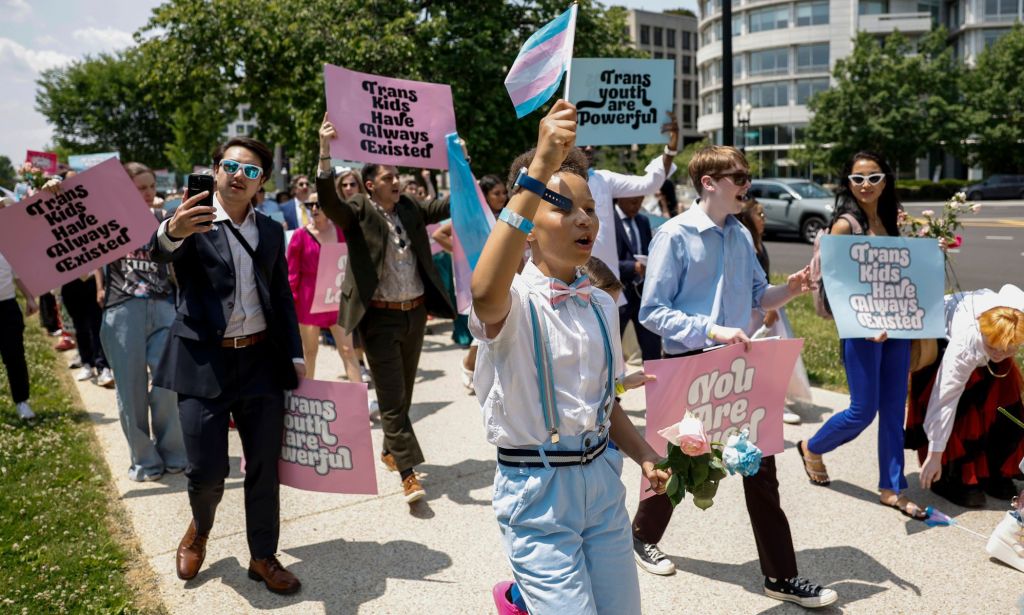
left=497, top=437, right=608, bottom=468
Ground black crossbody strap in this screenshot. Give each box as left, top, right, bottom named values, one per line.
left=223, top=222, right=257, bottom=261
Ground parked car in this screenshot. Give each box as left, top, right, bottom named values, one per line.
left=965, top=175, right=1024, bottom=201
left=748, top=178, right=835, bottom=243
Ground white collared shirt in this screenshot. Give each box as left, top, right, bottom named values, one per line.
left=469, top=261, right=625, bottom=448
left=157, top=194, right=266, bottom=337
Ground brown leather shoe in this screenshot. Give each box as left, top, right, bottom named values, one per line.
left=176, top=520, right=209, bottom=580
left=380, top=451, right=398, bottom=472
left=402, top=473, right=425, bottom=503
left=248, top=555, right=301, bottom=595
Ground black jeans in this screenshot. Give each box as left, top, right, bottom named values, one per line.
left=359, top=303, right=427, bottom=471
left=178, top=343, right=284, bottom=559
left=60, top=278, right=107, bottom=370
left=0, top=299, right=29, bottom=404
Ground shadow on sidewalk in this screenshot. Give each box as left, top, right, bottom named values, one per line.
left=668, top=545, right=919, bottom=612
left=416, top=458, right=497, bottom=507
left=194, top=539, right=452, bottom=613
left=119, top=456, right=246, bottom=499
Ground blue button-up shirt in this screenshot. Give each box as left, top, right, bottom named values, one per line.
left=639, top=201, right=767, bottom=355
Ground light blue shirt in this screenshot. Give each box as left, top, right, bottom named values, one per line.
left=639, top=201, right=767, bottom=355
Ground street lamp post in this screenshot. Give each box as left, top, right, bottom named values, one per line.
left=735, top=100, right=752, bottom=152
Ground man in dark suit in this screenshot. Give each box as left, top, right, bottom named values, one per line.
left=315, top=114, right=453, bottom=505
left=279, top=175, right=311, bottom=230
left=614, top=195, right=662, bottom=361
left=150, top=137, right=304, bottom=594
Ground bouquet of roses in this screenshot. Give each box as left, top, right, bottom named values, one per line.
left=17, top=161, right=50, bottom=190
left=653, top=413, right=762, bottom=510
left=898, top=191, right=980, bottom=251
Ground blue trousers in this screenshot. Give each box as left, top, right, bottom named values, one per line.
left=808, top=337, right=911, bottom=492
left=100, top=298, right=185, bottom=480
left=493, top=431, right=641, bottom=615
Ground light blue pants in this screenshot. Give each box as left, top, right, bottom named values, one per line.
left=493, top=431, right=641, bottom=615
left=100, top=298, right=186, bottom=480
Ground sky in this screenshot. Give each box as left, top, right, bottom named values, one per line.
left=0, top=0, right=698, bottom=168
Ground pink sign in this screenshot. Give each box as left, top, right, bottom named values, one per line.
left=310, top=242, right=348, bottom=314
left=640, top=339, right=803, bottom=497
left=25, top=150, right=58, bottom=174
left=278, top=379, right=377, bottom=495
left=323, top=63, right=456, bottom=170
left=426, top=222, right=444, bottom=255
left=0, top=158, right=159, bottom=298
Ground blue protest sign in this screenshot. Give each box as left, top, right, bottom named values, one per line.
left=820, top=235, right=945, bottom=339
left=68, top=151, right=119, bottom=171
left=567, top=58, right=674, bottom=146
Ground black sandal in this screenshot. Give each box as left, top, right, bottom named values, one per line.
left=795, top=440, right=830, bottom=486
left=881, top=495, right=928, bottom=520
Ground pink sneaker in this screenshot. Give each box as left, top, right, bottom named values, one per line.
left=492, top=581, right=528, bottom=615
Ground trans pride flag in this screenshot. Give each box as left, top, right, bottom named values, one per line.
left=504, top=4, right=579, bottom=118
left=445, top=133, right=496, bottom=314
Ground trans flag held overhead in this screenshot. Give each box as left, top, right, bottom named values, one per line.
left=445, top=133, right=496, bottom=314
left=504, top=3, right=579, bottom=118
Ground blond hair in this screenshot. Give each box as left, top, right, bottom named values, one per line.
left=688, top=145, right=748, bottom=196
left=979, top=306, right=1024, bottom=350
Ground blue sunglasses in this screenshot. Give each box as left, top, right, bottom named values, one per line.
left=220, top=159, right=263, bottom=180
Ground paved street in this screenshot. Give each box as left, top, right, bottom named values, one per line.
left=765, top=200, right=1024, bottom=290
left=70, top=322, right=1021, bottom=614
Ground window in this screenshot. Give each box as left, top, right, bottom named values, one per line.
left=682, top=55, right=692, bottom=74
left=683, top=105, right=693, bottom=126
left=749, top=6, right=789, bottom=32
left=655, top=51, right=664, bottom=59
left=703, top=91, right=722, bottom=115
left=683, top=80, right=693, bottom=99
left=983, top=28, right=1012, bottom=48
left=984, top=0, right=1018, bottom=20
left=683, top=31, right=691, bottom=50
left=236, top=124, right=245, bottom=134
left=667, top=29, right=676, bottom=48
left=796, top=43, right=829, bottom=73
left=668, top=52, right=677, bottom=70
left=796, top=78, right=830, bottom=104
left=749, top=48, right=789, bottom=75
left=796, top=1, right=829, bottom=26
left=859, top=0, right=888, bottom=15
left=733, top=54, right=743, bottom=78
left=641, top=25, right=650, bottom=44
left=654, top=27, right=663, bottom=46
left=749, top=82, right=789, bottom=107
left=732, top=14, right=743, bottom=35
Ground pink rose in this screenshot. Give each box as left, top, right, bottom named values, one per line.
left=949, top=234, right=962, bottom=248
left=921, top=209, right=935, bottom=217
left=971, top=203, right=981, bottom=213
left=917, top=226, right=930, bottom=237
left=658, top=413, right=711, bottom=456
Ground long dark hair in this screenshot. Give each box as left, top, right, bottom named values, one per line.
left=831, top=151, right=901, bottom=236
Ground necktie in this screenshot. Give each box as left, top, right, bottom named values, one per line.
left=629, top=218, right=641, bottom=255
left=550, top=275, right=593, bottom=308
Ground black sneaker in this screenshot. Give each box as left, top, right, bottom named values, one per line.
left=632, top=536, right=676, bottom=576
left=764, top=576, right=838, bottom=608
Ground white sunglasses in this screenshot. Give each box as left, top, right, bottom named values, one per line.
left=848, top=173, right=885, bottom=186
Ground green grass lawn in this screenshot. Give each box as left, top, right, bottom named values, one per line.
left=0, top=300, right=162, bottom=614
left=777, top=275, right=1024, bottom=391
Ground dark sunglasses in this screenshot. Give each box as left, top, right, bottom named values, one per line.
left=712, top=171, right=752, bottom=186
left=304, top=201, right=321, bottom=209
left=340, top=181, right=358, bottom=188
left=220, top=159, right=263, bottom=180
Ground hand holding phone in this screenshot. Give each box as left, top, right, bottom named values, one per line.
left=167, top=174, right=217, bottom=239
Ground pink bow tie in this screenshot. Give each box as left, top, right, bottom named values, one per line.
left=550, top=275, right=593, bottom=308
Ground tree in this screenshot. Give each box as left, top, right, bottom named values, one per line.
left=798, top=29, right=967, bottom=175
left=963, top=24, right=1024, bottom=174
left=135, top=0, right=639, bottom=177
left=0, top=155, right=15, bottom=189
left=35, top=50, right=175, bottom=168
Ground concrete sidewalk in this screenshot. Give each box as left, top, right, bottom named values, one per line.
left=72, top=324, right=1021, bottom=614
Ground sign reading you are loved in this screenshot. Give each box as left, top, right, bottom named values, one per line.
left=0, top=158, right=159, bottom=298
left=323, top=64, right=456, bottom=170
left=310, top=242, right=348, bottom=314
left=567, top=58, right=674, bottom=146
left=820, top=235, right=945, bottom=339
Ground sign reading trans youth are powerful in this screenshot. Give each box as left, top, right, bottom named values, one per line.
left=567, top=58, right=674, bottom=146
left=323, top=64, right=457, bottom=170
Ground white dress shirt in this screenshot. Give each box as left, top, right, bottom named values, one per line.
left=469, top=260, right=625, bottom=448
left=157, top=194, right=266, bottom=337
left=588, top=156, right=675, bottom=281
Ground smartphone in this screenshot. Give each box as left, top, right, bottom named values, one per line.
left=187, top=173, right=215, bottom=226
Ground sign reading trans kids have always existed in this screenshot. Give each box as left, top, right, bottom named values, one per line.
left=567, top=58, right=674, bottom=146
left=0, top=158, right=159, bottom=298
left=820, top=235, right=945, bottom=339
left=323, top=64, right=456, bottom=170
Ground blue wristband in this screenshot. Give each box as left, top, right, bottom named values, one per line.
left=514, top=167, right=573, bottom=212
left=498, top=208, right=534, bottom=234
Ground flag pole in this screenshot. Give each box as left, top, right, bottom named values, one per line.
left=561, top=1, right=579, bottom=100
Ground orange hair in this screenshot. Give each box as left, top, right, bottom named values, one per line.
left=978, top=306, right=1024, bottom=350
left=688, top=145, right=749, bottom=195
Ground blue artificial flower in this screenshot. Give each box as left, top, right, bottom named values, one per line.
left=723, top=428, right=762, bottom=477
